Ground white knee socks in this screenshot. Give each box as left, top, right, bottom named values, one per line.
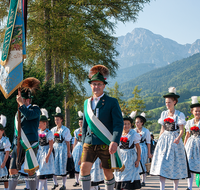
left=38, top=179, right=45, bottom=190
left=62, top=176, right=67, bottom=187
left=141, top=173, right=146, bottom=183
left=160, top=176, right=166, bottom=190
left=173, top=179, right=179, bottom=190
left=75, top=173, right=79, bottom=183
left=53, top=175, right=58, bottom=185
left=188, top=172, right=194, bottom=190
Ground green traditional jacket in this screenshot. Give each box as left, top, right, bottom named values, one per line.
left=82, top=94, right=123, bottom=145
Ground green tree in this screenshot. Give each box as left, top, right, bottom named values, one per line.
left=0, top=0, right=151, bottom=129
left=128, top=85, right=146, bottom=113
left=106, top=82, right=129, bottom=114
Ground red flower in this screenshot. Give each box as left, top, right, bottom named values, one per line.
left=190, top=126, right=199, bottom=132
left=78, top=133, right=82, bottom=137
left=120, top=137, right=128, bottom=143
left=164, top=118, right=174, bottom=123
left=54, top=133, right=59, bottom=137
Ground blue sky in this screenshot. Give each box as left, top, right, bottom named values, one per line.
left=114, top=0, right=200, bottom=45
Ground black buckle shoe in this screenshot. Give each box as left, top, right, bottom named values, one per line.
left=59, top=185, right=66, bottom=190
left=141, top=182, right=145, bottom=187
left=51, top=184, right=59, bottom=190
left=73, top=182, right=79, bottom=187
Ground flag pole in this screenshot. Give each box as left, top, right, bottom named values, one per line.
left=17, top=88, right=21, bottom=165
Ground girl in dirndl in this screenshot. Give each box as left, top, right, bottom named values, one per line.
left=36, top=108, right=55, bottom=190
left=0, top=115, right=11, bottom=190
left=150, top=87, right=189, bottom=190
left=134, top=112, right=152, bottom=187
left=115, top=111, right=141, bottom=190
left=184, top=96, right=200, bottom=190
left=51, top=107, right=72, bottom=190
left=72, top=111, right=83, bottom=187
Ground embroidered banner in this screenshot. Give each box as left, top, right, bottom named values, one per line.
left=0, top=0, right=26, bottom=99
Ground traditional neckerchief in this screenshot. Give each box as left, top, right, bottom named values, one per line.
left=84, top=97, right=124, bottom=172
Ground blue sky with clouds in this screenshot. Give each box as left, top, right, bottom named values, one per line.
left=113, top=0, right=200, bottom=45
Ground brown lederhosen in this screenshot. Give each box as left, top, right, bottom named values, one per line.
left=81, top=143, right=111, bottom=169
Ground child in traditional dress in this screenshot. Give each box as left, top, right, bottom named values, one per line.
left=51, top=107, right=71, bottom=190
left=72, top=111, right=83, bottom=187
left=134, top=112, right=152, bottom=187
left=37, top=108, right=55, bottom=190
left=184, top=96, right=200, bottom=190
left=115, top=111, right=141, bottom=190
left=0, top=114, right=11, bottom=190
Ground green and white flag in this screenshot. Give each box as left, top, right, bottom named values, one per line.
left=14, top=114, right=39, bottom=173
left=84, top=97, right=124, bottom=171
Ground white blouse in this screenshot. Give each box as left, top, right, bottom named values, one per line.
left=185, top=118, right=200, bottom=133
left=51, top=125, right=71, bottom=141
left=158, top=110, right=186, bottom=126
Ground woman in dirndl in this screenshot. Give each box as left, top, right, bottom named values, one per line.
left=150, top=87, right=190, bottom=190
left=114, top=111, right=141, bottom=190
left=134, top=112, right=152, bottom=187
left=72, top=111, right=83, bottom=187
left=0, top=115, right=11, bottom=190
left=51, top=107, right=72, bottom=190
left=184, top=96, right=200, bottom=190
left=36, top=108, right=55, bottom=190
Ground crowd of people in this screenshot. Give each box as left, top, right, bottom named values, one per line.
left=0, top=65, right=199, bottom=190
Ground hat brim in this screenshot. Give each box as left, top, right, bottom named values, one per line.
left=88, top=79, right=107, bottom=84
left=0, top=124, right=5, bottom=130
left=135, top=115, right=146, bottom=123
left=52, top=113, right=64, bottom=118
left=163, top=93, right=180, bottom=98
left=190, top=103, right=200, bottom=108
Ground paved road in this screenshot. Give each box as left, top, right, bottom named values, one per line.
left=0, top=175, right=198, bottom=189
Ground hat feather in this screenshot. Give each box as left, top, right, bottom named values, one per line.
left=22, top=77, right=40, bottom=94
left=41, top=108, right=49, bottom=118
left=56, top=107, right=61, bottom=113
left=89, top=65, right=109, bottom=79
left=129, top=111, right=137, bottom=119
left=0, top=115, right=7, bottom=128
left=141, top=112, right=146, bottom=118
left=78, top=111, right=83, bottom=117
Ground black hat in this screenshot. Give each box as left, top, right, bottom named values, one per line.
left=21, top=89, right=33, bottom=99
left=135, top=112, right=146, bottom=124
left=78, top=111, right=83, bottom=120
left=163, top=87, right=180, bottom=98
left=40, top=108, right=50, bottom=122
left=52, top=107, right=63, bottom=118
left=190, top=96, right=200, bottom=108
left=0, top=115, right=6, bottom=130
left=122, top=111, right=137, bottom=124
left=88, top=65, right=109, bottom=85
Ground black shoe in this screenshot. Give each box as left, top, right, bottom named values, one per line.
left=51, top=184, right=59, bottom=190
left=141, top=182, right=145, bottom=187
left=186, top=188, right=190, bottom=190
left=73, top=182, right=79, bottom=187
left=59, top=185, right=66, bottom=190
left=98, top=186, right=100, bottom=190
left=24, top=188, right=30, bottom=190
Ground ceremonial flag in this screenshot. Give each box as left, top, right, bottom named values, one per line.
left=0, top=0, right=26, bottom=99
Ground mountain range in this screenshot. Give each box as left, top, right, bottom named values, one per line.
left=119, top=52, right=200, bottom=100
left=116, top=28, right=200, bottom=69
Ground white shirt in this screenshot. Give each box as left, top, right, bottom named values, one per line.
left=91, top=93, right=104, bottom=110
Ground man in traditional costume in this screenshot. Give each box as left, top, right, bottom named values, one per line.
left=9, top=89, right=40, bottom=190
left=80, top=65, right=124, bottom=190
